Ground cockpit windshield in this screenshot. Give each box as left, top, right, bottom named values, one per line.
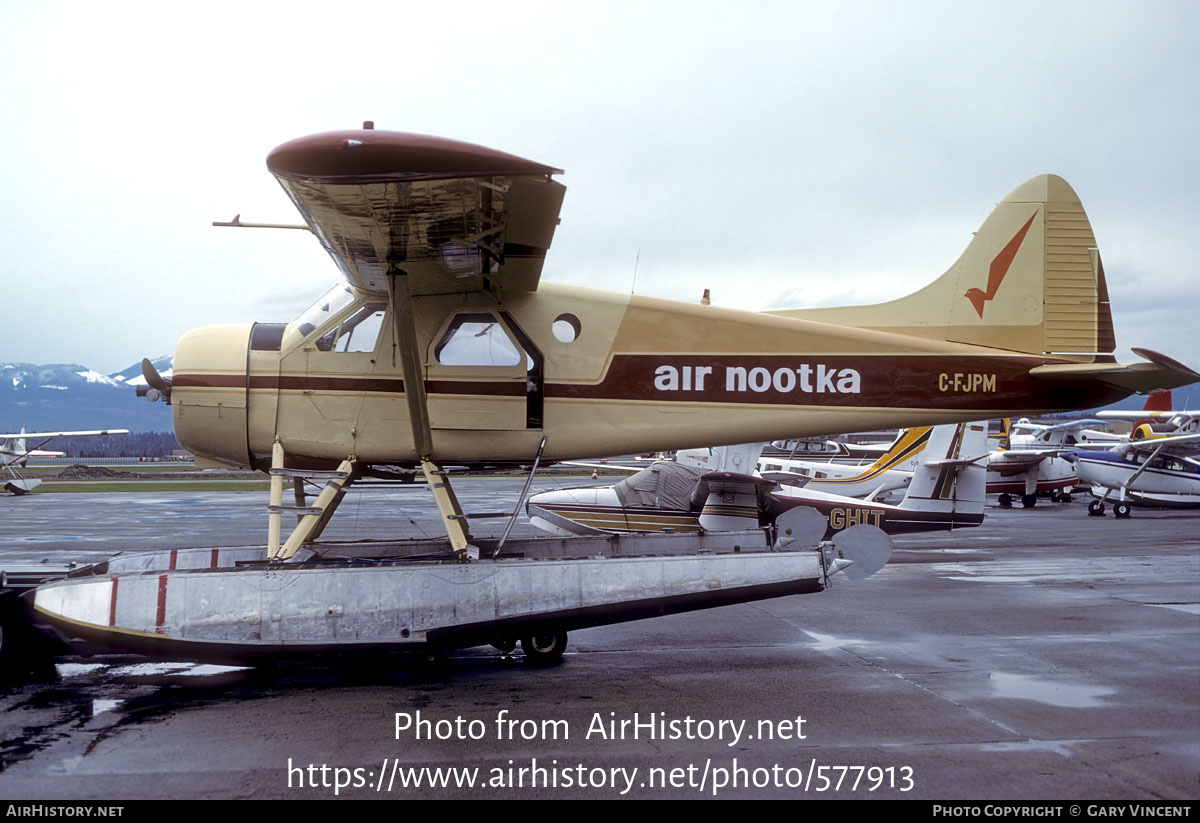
left=294, top=283, right=357, bottom=337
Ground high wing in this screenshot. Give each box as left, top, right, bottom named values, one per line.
left=1010, top=419, right=1105, bottom=435
left=0, top=429, right=130, bottom=440
left=1120, top=431, right=1200, bottom=458
left=1094, top=410, right=1185, bottom=421
left=267, top=129, right=566, bottom=296
left=1094, top=409, right=1198, bottom=434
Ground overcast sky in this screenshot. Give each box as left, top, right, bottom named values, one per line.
left=2, top=1, right=1196, bottom=389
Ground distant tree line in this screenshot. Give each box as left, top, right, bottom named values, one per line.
left=52, top=431, right=184, bottom=458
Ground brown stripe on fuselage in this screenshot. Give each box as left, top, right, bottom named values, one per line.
left=174, top=352, right=1128, bottom=410
left=773, top=496, right=983, bottom=539
left=175, top=373, right=524, bottom=397
left=546, top=354, right=1124, bottom=411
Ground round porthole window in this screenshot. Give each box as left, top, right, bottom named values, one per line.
left=552, top=313, right=581, bottom=343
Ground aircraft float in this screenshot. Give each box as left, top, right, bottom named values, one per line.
left=24, top=125, right=1200, bottom=665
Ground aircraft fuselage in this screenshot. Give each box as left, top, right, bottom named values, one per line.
left=170, top=282, right=1125, bottom=471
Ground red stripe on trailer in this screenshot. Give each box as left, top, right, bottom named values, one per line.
left=155, top=574, right=168, bottom=634
left=109, top=576, right=119, bottom=627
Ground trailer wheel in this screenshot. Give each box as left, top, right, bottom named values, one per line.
left=521, top=630, right=568, bottom=665
left=0, top=593, right=35, bottom=676
left=490, top=635, right=517, bottom=654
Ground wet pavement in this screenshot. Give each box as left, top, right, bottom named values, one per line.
left=0, top=481, right=1197, bottom=799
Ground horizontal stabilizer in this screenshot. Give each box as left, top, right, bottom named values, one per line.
left=759, top=470, right=812, bottom=486
left=1119, top=431, right=1200, bottom=456
left=923, top=454, right=989, bottom=469
left=1029, top=349, right=1200, bottom=394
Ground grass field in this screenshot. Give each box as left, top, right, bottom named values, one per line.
left=31, top=480, right=274, bottom=493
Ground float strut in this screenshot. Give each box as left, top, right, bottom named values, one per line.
left=421, top=460, right=475, bottom=559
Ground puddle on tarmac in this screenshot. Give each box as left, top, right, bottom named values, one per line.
left=979, top=738, right=1084, bottom=757
left=989, top=672, right=1112, bottom=708
left=803, top=630, right=867, bottom=651
left=1147, top=603, right=1200, bottom=616
left=108, top=662, right=248, bottom=678
left=56, top=663, right=107, bottom=678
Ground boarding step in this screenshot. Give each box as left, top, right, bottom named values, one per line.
left=267, top=505, right=324, bottom=516
left=268, top=468, right=350, bottom=480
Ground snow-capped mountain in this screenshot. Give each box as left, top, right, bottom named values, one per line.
left=1, top=357, right=174, bottom=432
left=107, top=356, right=175, bottom=388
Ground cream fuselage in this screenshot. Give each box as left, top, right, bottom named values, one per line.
left=169, top=282, right=1121, bottom=471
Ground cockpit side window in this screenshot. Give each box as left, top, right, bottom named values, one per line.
left=314, top=303, right=387, bottom=353
left=335, top=304, right=387, bottom=352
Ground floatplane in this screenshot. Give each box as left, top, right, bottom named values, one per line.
left=24, top=125, right=1199, bottom=665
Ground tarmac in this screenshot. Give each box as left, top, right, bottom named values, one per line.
left=0, top=479, right=1197, bottom=800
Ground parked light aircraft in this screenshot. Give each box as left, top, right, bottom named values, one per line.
left=1068, top=391, right=1176, bottom=447
left=984, top=418, right=1111, bottom=507
left=684, top=426, right=931, bottom=501
left=565, top=426, right=932, bottom=503
left=1095, top=408, right=1199, bottom=441
left=1, top=429, right=129, bottom=494
left=1062, top=394, right=1200, bottom=515
left=528, top=423, right=987, bottom=539
left=26, top=128, right=1200, bottom=664
left=1065, top=432, right=1200, bottom=516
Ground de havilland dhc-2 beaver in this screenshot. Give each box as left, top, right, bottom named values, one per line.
left=25, top=125, right=1200, bottom=666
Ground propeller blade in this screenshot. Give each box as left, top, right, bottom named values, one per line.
left=140, top=358, right=172, bottom=403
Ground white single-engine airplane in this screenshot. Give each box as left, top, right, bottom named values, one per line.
left=2, top=429, right=129, bottom=494
left=984, top=418, right=1109, bottom=507
left=1065, top=432, right=1200, bottom=516
left=25, top=126, right=1200, bottom=664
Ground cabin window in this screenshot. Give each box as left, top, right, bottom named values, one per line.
left=435, top=313, right=523, bottom=366
left=552, top=313, right=581, bottom=343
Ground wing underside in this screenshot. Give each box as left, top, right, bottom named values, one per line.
left=268, top=130, right=566, bottom=296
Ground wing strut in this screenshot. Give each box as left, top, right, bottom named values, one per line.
left=387, top=268, right=474, bottom=557
left=1117, top=441, right=1169, bottom=502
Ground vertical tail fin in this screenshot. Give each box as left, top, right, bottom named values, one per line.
left=1143, top=390, right=1173, bottom=412
left=773, top=175, right=1115, bottom=361
left=902, top=422, right=988, bottom=513
left=859, top=426, right=933, bottom=476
